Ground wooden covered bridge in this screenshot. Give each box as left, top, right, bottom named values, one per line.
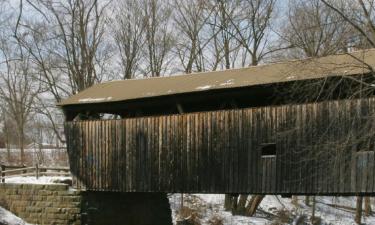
left=59, top=50, right=375, bottom=196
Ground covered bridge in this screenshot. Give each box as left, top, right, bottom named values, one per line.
left=59, top=49, right=375, bottom=195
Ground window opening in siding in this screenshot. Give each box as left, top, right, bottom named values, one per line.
left=261, top=143, right=276, bottom=157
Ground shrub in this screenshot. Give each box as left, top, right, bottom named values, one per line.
left=276, top=209, right=293, bottom=223
left=208, top=215, right=223, bottom=225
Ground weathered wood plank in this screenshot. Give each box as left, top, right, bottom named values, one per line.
left=65, top=96, right=375, bottom=194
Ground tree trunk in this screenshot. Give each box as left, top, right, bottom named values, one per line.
left=231, top=194, right=239, bottom=214
left=5, top=127, right=10, bottom=162
left=291, top=195, right=298, bottom=205
left=311, top=196, right=316, bottom=224
left=355, top=196, right=363, bottom=225
left=19, top=130, right=25, bottom=165
left=245, top=195, right=264, bottom=216
left=224, top=194, right=232, bottom=211
left=305, top=196, right=310, bottom=206
left=180, top=193, right=184, bottom=214
left=365, top=197, right=371, bottom=216
left=235, top=194, right=248, bottom=215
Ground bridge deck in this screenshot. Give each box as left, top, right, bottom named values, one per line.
left=65, top=97, right=375, bottom=195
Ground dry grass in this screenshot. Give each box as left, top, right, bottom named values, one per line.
left=178, top=206, right=198, bottom=219
left=178, top=195, right=209, bottom=218
left=276, top=209, right=293, bottom=223
left=269, top=209, right=294, bottom=225
left=207, top=215, right=223, bottom=225
left=177, top=206, right=201, bottom=225
left=311, top=216, right=322, bottom=225
left=294, top=214, right=308, bottom=225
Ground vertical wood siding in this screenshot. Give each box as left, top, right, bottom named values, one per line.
left=65, top=97, right=375, bottom=194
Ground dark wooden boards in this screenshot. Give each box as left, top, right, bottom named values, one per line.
left=65, top=97, right=375, bottom=194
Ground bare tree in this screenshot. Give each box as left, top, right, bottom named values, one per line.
left=0, top=39, right=39, bottom=164
left=203, top=0, right=278, bottom=215
left=320, top=0, right=375, bottom=49
left=14, top=0, right=112, bottom=133
left=0, top=109, right=11, bottom=160
left=17, top=0, right=112, bottom=97
left=142, top=0, right=174, bottom=77
left=365, top=196, right=372, bottom=216
left=205, top=0, right=278, bottom=215
left=206, top=0, right=246, bottom=211
left=356, top=196, right=363, bottom=224
left=33, top=96, right=65, bottom=144
left=280, top=0, right=352, bottom=58
left=112, top=0, right=145, bottom=79
left=237, top=0, right=276, bottom=66
left=172, top=0, right=211, bottom=73
left=317, top=2, right=375, bottom=222
left=206, top=0, right=243, bottom=71
left=209, top=0, right=276, bottom=68
left=221, top=0, right=277, bottom=215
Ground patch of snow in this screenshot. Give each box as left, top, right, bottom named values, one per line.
left=169, top=194, right=268, bottom=225
left=196, top=85, right=213, bottom=90
left=78, top=97, right=112, bottom=103
left=0, top=207, right=32, bottom=225
left=169, top=194, right=375, bottom=225
left=4, top=176, right=71, bottom=184
left=0, top=148, right=66, bottom=153
left=286, top=75, right=296, bottom=80
left=219, top=79, right=235, bottom=86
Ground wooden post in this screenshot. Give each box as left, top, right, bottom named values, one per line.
left=224, top=194, right=232, bottom=211
left=180, top=193, right=184, bottom=212
left=364, top=197, right=371, bottom=216
left=355, top=196, right=363, bottom=224
left=236, top=195, right=248, bottom=215
left=311, top=196, right=316, bottom=224
left=291, top=195, right=298, bottom=205
left=35, top=163, right=39, bottom=180
left=1, top=165, right=5, bottom=183
left=231, top=195, right=239, bottom=214
left=245, top=195, right=265, bottom=216
left=22, top=165, right=26, bottom=175
left=305, top=196, right=310, bottom=206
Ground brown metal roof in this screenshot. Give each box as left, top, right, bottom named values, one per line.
left=58, top=49, right=375, bottom=106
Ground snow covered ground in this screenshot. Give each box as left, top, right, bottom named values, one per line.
left=2, top=175, right=375, bottom=225
left=169, top=194, right=375, bottom=225
left=3, top=176, right=71, bottom=184
left=0, top=207, right=31, bottom=225
left=169, top=194, right=268, bottom=225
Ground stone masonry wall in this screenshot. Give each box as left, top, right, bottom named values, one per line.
left=0, top=183, right=81, bottom=225
left=0, top=183, right=173, bottom=225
